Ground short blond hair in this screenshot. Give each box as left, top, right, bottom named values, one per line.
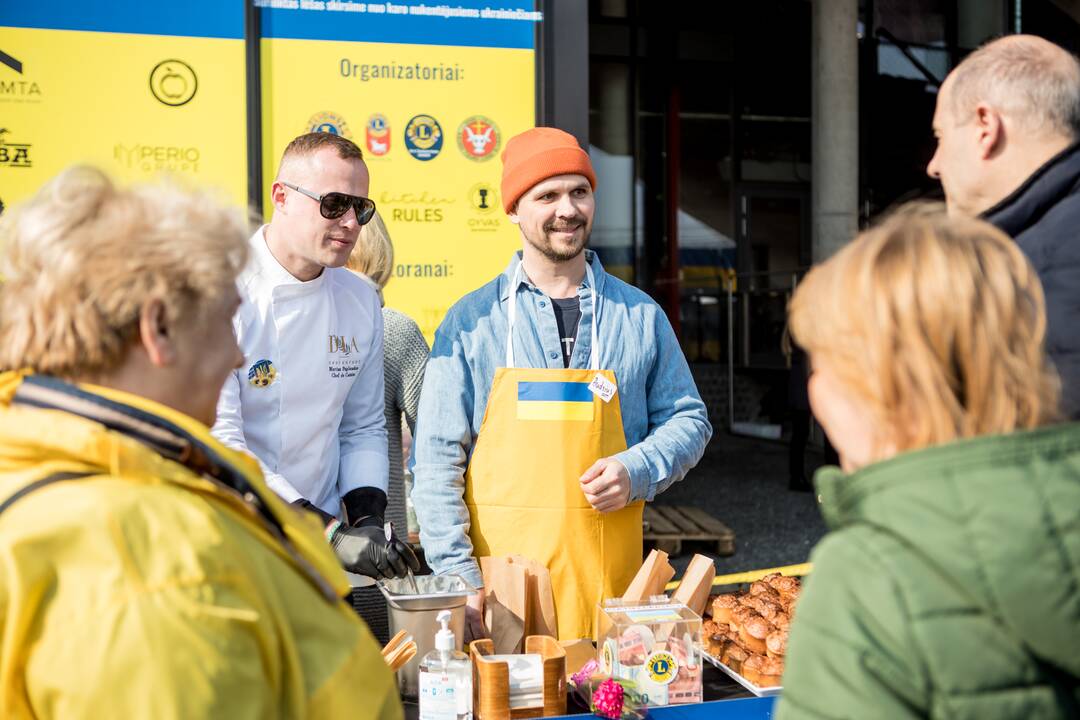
left=346, top=210, right=394, bottom=289
left=789, top=203, right=1059, bottom=452
left=0, top=166, right=249, bottom=377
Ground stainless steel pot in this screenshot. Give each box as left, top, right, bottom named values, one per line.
left=378, top=574, right=475, bottom=698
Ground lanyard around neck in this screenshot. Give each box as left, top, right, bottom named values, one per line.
left=505, top=261, right=600, bottom=370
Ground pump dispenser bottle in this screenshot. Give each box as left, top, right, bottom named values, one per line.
left=418, top=610, right=472, bottom=720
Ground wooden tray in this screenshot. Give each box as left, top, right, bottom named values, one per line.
left=643, top=504, right=736, bottom=556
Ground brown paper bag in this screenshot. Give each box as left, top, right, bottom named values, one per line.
left=481, top=556, right=528, bottom=654
left=671, top=554, right=716, bottom=617
left=480, top=555, right=558, bottom=654
left=560, top=638, right=597, bottom=677
left=517, top=556, right=557, bottom=638
left=622, top=549, right=675, bottom=602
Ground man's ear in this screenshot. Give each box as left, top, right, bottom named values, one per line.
left=138, top=298, right=176, bottom=368
left=974, top=102, right=1005, bottom=160
left=270, top=180, right=289, bottom=213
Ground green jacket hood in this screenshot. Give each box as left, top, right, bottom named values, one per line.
left=815, top=422, right=1080, bottom=677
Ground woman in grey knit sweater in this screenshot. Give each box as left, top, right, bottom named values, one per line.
left=347, top=211, right=429, bottom=539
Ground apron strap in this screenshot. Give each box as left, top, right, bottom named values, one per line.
left=586, top=264, right=600, bottom=371
left=505, top=260, right=602, bottom=370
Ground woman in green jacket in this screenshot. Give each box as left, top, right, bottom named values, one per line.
left=778, top=205, right=1080, bottom=719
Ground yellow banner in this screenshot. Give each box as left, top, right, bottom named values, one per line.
left=261, top=38, right=535, bottom=341
left=0, top=26, right=247, bottom=209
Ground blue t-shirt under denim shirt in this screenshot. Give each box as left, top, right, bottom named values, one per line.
left=410, top=250, right=713, bottom=588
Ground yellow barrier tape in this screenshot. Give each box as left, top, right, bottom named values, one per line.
left=663, top=562, right=813, bottom=592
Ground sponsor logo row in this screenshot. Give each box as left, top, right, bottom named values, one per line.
left=1, top=49, right=198, bottom=108
left=308, top=111, right=500, bottom=163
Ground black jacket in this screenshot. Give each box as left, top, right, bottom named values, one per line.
left=983, top=142, right=1080, bottom=419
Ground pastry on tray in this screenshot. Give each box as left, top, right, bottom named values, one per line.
left=703, top=573, right=802, bottom=688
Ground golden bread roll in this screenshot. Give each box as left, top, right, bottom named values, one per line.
left=742, top=653, right=784, bottom=687
left=748, top=580, right=781, bottom=600
left=712, top=593, right=740, bottom=624
left=738, top=622, right=769, bottom=654
left=766, top=630, right=787, bottom=657
left=721, top=641, right=748, bottom=674
left=740, top=593, right=783, bottom=621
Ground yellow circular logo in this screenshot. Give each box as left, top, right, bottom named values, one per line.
left=600, top=639, right=616, bottom=675
left=308, top=111, right=352, bottom=139
left=645, top=650, right=678, bottom=685
left=247, top=359, right=278, bottom=388
left=150, top=59, right=197, bottom=107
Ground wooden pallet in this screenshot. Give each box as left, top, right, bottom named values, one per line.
left=643, top=504, right=735, bottom=557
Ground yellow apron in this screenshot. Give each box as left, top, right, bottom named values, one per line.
left=464, top=264, right=644, bottom=640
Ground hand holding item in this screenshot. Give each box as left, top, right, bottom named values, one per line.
left=334, top=486, right=421, bottom=578
left=465, top=588, right=489, bottom=643
left=579, top=457, right=631, bottom=512
left=328, top=522, right=421, bottom=579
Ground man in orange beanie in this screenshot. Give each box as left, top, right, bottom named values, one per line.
left=412, top=127, right=712, bottom=641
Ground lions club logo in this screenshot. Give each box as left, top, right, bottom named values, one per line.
left=308, top=111, right=352, bottom=138
left=366, top=114, right=390, bottom=156
left=645, top=650, right=678, bottom=685
left=247, top=359, right=278, bottom=388
left=404, top=114, right=443, bottom=161
left=149, top=59, right=197, bottom=107
left=457, top=115, right=500, bottom=161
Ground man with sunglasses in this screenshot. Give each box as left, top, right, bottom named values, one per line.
left=213, top=131, right=419, bottom=581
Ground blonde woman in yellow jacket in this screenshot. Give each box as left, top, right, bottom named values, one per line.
left=0, top=167, right=401, bottom=719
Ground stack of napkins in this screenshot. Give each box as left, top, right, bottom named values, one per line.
left=485, top=654, right=544, bottom=708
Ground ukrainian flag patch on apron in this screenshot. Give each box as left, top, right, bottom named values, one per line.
left=516, top=381, right=594, bottom=421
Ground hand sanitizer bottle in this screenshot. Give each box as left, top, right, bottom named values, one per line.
left=418, top=610, right=472, bottom=720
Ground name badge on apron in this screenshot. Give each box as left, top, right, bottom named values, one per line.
left=588, top=373, right=618, bottom=403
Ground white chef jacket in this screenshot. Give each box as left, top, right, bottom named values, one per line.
left=212, top=227, right=389, bottom=515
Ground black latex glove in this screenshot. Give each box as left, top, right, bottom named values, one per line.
left=329, top=523, right=421, bottom=579
left=290, top=497, right=335, bottom=525
left=342, top=487, right=388, bottom=528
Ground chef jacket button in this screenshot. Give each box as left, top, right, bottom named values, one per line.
left=549, top=351, right=558, bottom=360
left=539, top=300, right=547, bottom=308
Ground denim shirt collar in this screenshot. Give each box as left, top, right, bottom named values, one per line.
left=497, top=249, right=607, bottom=300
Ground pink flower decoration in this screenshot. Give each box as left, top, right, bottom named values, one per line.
left=592, top=678, right=625, bottom=720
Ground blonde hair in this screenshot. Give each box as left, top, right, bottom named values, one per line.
left=0, top=166, right=249, bottom=377
left=346, top=210, right=394, bottom=289
left=789, top=203, right=1059, bottom=453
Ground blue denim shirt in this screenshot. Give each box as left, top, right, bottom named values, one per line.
left=411, top=251, right=713, bottom=588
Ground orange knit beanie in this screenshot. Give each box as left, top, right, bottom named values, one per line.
left=500, top=127, right=597, bottom=213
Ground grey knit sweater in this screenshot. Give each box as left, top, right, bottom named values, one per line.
left=382, top=307, right=429, bottom=533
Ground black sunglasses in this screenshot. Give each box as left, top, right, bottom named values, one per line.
left=282, top=181, right=377, bottom=226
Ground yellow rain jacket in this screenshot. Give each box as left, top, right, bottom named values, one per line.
left=0, top=372, right=401, bottom=720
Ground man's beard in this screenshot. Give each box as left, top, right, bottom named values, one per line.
left=524, top=220, right=591, bottom=263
